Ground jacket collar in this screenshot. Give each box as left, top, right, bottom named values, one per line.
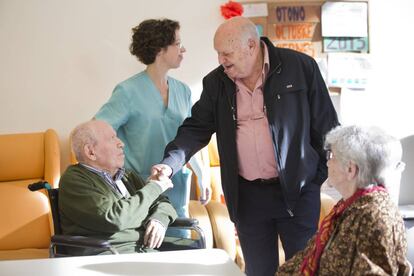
left=261, top=37, right=282, bottom=76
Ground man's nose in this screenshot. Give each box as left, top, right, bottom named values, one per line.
left=117, top=139, right=124, bottom=148
left=218, top=55, right=225, bottom=65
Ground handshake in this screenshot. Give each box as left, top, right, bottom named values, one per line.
left=148, top=164, right=173, bottom=192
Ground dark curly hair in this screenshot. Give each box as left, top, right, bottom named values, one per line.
left=129, top=19, right=180, bottom=65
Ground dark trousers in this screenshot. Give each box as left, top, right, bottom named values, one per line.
left=235, top=176, right=320, bottom=276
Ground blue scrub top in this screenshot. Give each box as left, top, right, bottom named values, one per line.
left=95, top=71, right=192, bottom=180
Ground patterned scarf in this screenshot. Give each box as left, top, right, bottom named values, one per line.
left=299, top=185, right=386, bottom=276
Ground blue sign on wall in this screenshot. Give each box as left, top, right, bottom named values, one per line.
left=323, top=37, right=369, bottom=53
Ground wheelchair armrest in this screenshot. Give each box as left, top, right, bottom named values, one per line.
left=50, top=234, right=119, bottom=257
left=168, top=217, right=206, bottom=249
left=170, top=217, right=199, bottom=228
left=51, top=234, right=113, bottom=249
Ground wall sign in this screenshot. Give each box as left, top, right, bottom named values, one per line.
left=267, top=3, right=322, bottom=58
left=323, top=37, right=369, bottom=53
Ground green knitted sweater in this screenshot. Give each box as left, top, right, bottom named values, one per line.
left=59, top=164, right=177, bottom=254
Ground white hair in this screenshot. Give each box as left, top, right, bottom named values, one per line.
left=70, top=120, right=98, bottom=162
left=325, top=125, right=403, bottom=189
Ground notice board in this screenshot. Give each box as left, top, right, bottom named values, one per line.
left=242, top=0, right=369, bottom=59
left=241, top=0, right=370, bottom=90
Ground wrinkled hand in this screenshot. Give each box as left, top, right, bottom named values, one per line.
left=199, top=185, right=212, bottom=205
left=144, top=220, right=166, bottom=249
left=150, top=164, right=172, bottom=181
left=147, top=178, right=173, bottom=193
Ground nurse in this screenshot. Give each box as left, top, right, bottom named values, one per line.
left=95, top=19, right=211, bottom=237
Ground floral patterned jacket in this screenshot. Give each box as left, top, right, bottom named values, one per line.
left=277, top=190, right=410, bottom=276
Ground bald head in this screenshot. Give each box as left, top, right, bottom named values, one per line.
left=71, top=120, right=100, bottom=163
left=214, top=16, right=259, bottom=46
left=70, top=120, right=125, bottom=175
left=213, top=17, right=261, bottom=81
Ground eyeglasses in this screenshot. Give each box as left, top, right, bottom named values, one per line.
left=235, top=105, right=267, bottom=123
left=173, top=41, right=184, bottom=49
left=326, top=149, right=333, bottom=160
left=236, top=112, right=266, bottom=122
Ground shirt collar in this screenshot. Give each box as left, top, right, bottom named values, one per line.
left=80, top=163, right=125, bottom=182
left=262, top=41, right=270, bottom=77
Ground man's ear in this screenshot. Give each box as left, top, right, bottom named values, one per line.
left=83, top=144, right=97, bottom=161
left=247, top=38, right=257, bottom=53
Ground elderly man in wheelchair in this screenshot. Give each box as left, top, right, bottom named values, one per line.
left=30, top=120, right=204, bottom=257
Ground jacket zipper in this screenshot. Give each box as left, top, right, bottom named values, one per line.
left=264, top=62, right=294, bottom=217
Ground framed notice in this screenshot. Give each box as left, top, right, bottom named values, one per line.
left=321, top=1, right=369, bottom=53
left=321, top=2, right=368, bottom=37
left=323, top=37, right=369, bottom=53
left=267, top=3, right=322, bottom=58
left=327, top=53, right=371, bottom=89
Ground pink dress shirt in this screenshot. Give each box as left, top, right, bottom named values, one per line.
left=234, top=43, right=278, bottom=181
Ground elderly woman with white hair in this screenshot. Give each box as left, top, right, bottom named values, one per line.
left=277, top=125, right=410, bottom=275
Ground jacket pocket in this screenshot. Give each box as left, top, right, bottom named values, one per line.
left=274, top=83, right=306, bottom=99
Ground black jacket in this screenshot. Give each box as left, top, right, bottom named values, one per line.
left=162, top=37, right=339, bottom=222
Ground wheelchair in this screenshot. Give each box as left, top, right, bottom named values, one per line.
left=28, top=181, right=206, bottom=257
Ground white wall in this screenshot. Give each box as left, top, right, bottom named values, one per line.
left=1, top=0, right=414, bottom=172
left=0, top=0, right=225, bottom=170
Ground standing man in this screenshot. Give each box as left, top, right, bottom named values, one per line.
left=152, top=16, right=339, bottom=276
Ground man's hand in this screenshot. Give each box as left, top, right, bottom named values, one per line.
left=150, top=164, right=172, bottom=181
left=143, top=219, right=166, bottom=249
left=148, top=178, right=173, bottom=193
left=199, top=185, right=212, bottom=205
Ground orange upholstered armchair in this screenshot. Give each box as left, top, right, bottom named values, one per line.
left=0, top=129, right=60, bottom=260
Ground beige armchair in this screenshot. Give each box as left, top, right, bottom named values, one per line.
left=0, top=129, right=60, bottom=260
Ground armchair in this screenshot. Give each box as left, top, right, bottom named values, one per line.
left=0, top=129, right=60, bottom=260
